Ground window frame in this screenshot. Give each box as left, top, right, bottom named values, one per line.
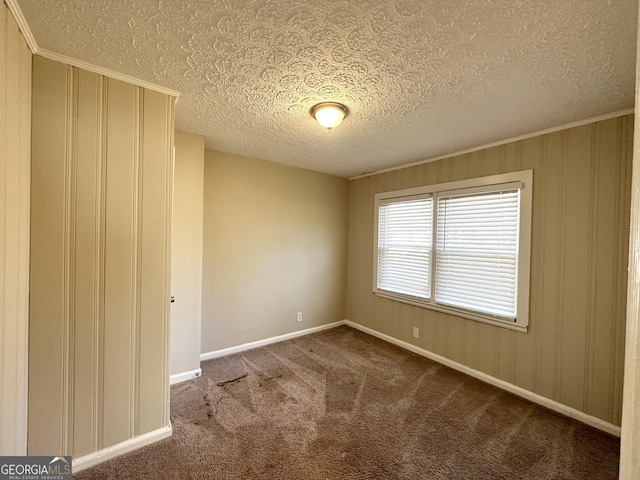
left=373, top=170, right=533, bottom=332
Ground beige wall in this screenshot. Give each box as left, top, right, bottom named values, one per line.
left=347, top=116, right=633, bottom=426
left=29, top=56, right=175, bottom=457
left=202, top=150, right=348, bottom=352
left=0, top=3, right=31, bottom=456
left=171, top=131, right=204, bottom=376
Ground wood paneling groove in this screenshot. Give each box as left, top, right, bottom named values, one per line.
left=585, top=123, right=598, bottom=415
left=608, top=120, right=621, bottom=423
left=61, top=64, right=78, bottom=455
left=131, top=86, right=142, bottom=438
left=554, top=131, right=567, bottom=404
left=531, top=136, right=545, bottom=397
left=95, top=75, right=107, bottom=452
left=347, top=116, right=633, bottom=425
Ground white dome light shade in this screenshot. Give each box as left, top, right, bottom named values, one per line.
left=311, top=102, right=348, bottom=129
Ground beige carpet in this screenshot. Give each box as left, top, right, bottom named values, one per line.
left=75, top=325, right=619, bottom=479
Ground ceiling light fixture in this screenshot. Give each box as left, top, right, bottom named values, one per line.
left=311, top=102, right=348, bottom=130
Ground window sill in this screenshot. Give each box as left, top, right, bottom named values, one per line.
left=373, top=291, right=528, bottom=333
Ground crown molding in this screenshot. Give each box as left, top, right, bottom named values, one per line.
left=4, top=0, right=180, bottom=98
left=36, top=48, right=180, bottom=98
left=5, top=0, right=38, bottom=52
left=350, top=108, right=635, bottom=180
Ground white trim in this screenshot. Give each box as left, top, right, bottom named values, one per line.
left=72, top=424, right=172, bottom=473
left=350, top=109, right=635, bottom=180
left=200, top=321, right=346, bottom=362
left=4, top=0, right=38, bottom=52
left=344, top=320, right=621, bottom=437
left=36, top=49, right=180, bottom=98
left=170, top=367, right=202, bottom=385
left=3, top=1, right=181, bottom=98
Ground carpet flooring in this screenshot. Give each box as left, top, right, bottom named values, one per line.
left=75, top=325, right=620, bottom=479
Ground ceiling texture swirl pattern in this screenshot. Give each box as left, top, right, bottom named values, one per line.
left=16, top=0, right=638, bottom=177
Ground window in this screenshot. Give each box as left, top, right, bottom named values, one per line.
left=373, top=171, right=532, bottom=332
left=377, top=195, right=432, bottom=300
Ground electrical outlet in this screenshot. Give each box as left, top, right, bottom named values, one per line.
left=412, top=327, right=419, bottom=338
left=297, top=312, right=303, bottom=322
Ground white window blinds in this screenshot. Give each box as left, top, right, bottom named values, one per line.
left=377, top=196, right=432, bottom=300
left=435, top=188, right=520, bottom=319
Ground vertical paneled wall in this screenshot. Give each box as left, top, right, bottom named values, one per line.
left=28, top=56, right=175, bottom=457
left=0, top=2, right=32, bottom=456
left=347, top=116, right=633, bottom=426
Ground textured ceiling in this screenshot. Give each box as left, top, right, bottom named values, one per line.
left=16, top=0, right=638, bottom=177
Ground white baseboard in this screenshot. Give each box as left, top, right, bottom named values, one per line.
left=72, top=424, right=172, bottom=473
left=200, top=321, right=346, bottom=362
left=344, top=320, right=621, bottom=437
left=170, top=367, right=202, bottom=385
